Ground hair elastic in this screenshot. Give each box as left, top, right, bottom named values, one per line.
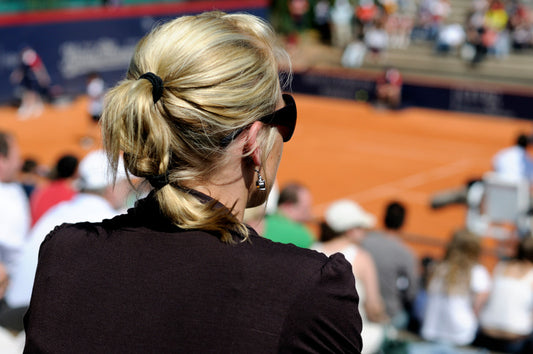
left=139, top=72, right=164, bottom=103
left=147, top=171, right=170, bottom=190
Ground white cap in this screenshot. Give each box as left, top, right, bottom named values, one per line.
left=325, top=199, right=376, bottom=233
left=78, top=150, right=126, bottom=191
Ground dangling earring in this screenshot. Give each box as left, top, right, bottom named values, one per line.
left=255, top=168, right=266, bottom=191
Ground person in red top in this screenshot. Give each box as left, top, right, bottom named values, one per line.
left=29, top=154, right=78, bottom=226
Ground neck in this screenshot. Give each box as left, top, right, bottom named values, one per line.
left=182, top=141, right=252, bottom=222
left=190, top=182, right=249, bottom=221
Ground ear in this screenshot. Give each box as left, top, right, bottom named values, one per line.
left=244, top=121, right=263, bottom=167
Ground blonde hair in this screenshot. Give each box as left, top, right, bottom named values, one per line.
left=430, top=229, right=482, bottom=295
left=101, top=11, right=291, bottom=242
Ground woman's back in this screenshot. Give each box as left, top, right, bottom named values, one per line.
left=24, top=194, right=362, bottom=353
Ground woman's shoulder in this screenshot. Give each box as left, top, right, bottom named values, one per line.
left=39, top=214, right=129, bottom=248
left=260, top=237, right=362, bottom=351
left=249, top=232, right=354, bottom=277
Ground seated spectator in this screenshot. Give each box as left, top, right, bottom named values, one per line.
left=313, top=0, right=331, bottom=43
left=380, top=0, right=399, bottom=16
left=386, top=12, right=414, bottom=49
left=362, top=201, right=418, bottom=330
left=313, top=199, right=388, bottom=354
left=508, top=3, right=533, bottom=51
left=341, top=37, right=368, bottom=68
left=428, top=0, right=451, bottom=40
left=364, top=16, right=389, bottom=61
left=475, top=235, right=533, bottom=354
left=330, top=0, right=355, bottom=48
left=484, top=0, right=511, bottom=58
left=410, top=0, right=436, bottom=42
left=356, top=0, right=379, bottom=38
left=421, top=228, right=491, bottom=346
left=435, top=23, right=466, bottom=54
left=263, top=182, right=315, bottom=248
left=29, top=154, right=78, bottom=226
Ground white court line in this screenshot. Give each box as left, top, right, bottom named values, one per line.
left=313, top=159, right=472, bottom=213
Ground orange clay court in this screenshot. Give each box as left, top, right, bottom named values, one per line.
left=1, top=94, right=532, bottom=271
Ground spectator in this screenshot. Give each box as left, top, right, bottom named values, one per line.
left=314, top=0, right=331, bottom=43
left=429, top=0, right=452, bottom=40
left=23, top=12, right=363, bottom=352
left=484, top=0, right=511, bottom=58
left=29, top=153, right=78, bottom=226
left=87, top=72, right=105, bottom=123
left=475, top=235, right=533, bottom=353
left=263, top=181, right=315, bottom=248
left=492, top=133, right=533, bottom=183
left=386, top=11, right=414, bottom=49
left=362, top=201, right=419, bottom=330
left=420, top=228, right=491, bottom=346
left=410, top=0, right=438, bottom=42
left=9, top=47, right=50, bottom=119
left=313, top=199, right=388, bottom=354
left=509, top=3, right=533, bottom=51
left=364, top=16, right=390, bottom=61
left=4, top=150, right=130, bottom=325
left=331, top=0, right=355, bottom=48
left=82, top=72, right=106, bottom=148
left=356, top=0, right=379, bottom=39
left=435, top=23, right=466, bottom=54
left=0, top=132, right=30, bottom=276
left=375, top=66, right=403, bottom=109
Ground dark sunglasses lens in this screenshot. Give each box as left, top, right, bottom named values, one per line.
left=277, top=94, right=296, bottom=142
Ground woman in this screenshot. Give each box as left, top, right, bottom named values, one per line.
left=476, top=236, right=533, bottom=353
left=420, top=229, right=491, bottom=346
left=23, top=12, right=362, bottom=353
left=313, top=199, right=388, bottom=354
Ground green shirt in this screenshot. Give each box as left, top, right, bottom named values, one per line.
left=263, top=213, right=314, bottom=248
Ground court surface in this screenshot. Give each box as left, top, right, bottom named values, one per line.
left=1, top=94, right=532, bottom=269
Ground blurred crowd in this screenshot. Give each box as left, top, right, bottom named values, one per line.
left=271, top=0, right=533, bottom=67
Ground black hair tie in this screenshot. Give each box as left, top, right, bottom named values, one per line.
left=139, top=72, right=164, bottom=103
left=147, top=171, right=170, bottom=190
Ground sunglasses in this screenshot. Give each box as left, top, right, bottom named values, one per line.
left=220, top=94, right=297, bottom=147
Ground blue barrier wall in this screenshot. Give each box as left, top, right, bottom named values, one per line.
left=0, top=1, right=268, bottom=104
left=292, top=70, right=533, bottom=120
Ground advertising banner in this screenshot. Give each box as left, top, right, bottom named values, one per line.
left=0, top=1, right=268, bottom=104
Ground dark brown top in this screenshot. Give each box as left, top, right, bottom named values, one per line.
left=24, top=193, right=362, bottom=353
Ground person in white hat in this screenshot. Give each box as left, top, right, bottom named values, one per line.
left=4, top=150, right=133, bottom=316
left=312, top=199, right=388, bottom=354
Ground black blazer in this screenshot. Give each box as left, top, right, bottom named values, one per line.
left=24, top=194, right=363, bottom=353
